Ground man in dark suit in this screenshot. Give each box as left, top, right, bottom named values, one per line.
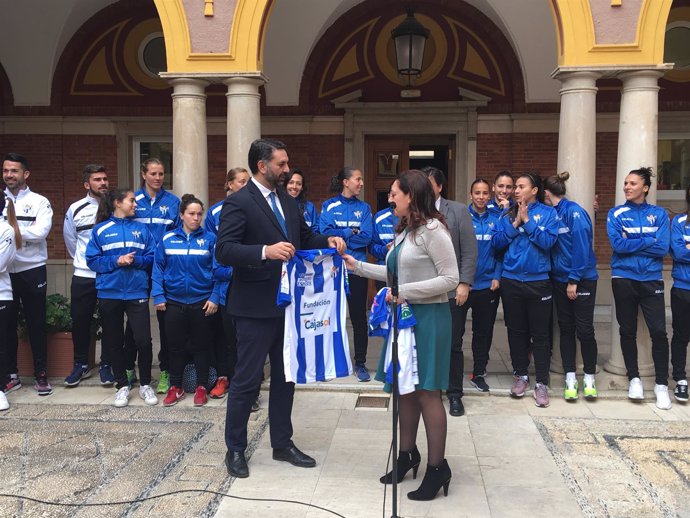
left=216, top=139, right=345, bottom=478
left=423, top=167, right=478, bottom=417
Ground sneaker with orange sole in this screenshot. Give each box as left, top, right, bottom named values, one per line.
left=209, top=376, right=229, bottom=399
left=194, top=386, right=208, bottom=406
left=163, top=386, right=185, bottom=407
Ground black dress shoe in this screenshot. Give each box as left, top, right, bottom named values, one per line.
left=448, top=396, right=465, bottom=417
left=272, top=444, right=316, bottom=468
left=225, top=450, right=249, bottom=478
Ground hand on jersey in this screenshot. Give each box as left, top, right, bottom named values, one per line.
left=385, top=288, right=405, bottom=305
left=328, top=236, right=346, bottom=254
left=341, top=253, right=356, bottom=271
left=266, top=241, right=296, bottom=261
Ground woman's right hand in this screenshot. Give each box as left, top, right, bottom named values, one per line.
left=117, top=252, right=136, bottom=267
left=341, top=253, right=357, bottom=271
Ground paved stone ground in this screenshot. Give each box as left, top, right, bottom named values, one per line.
left=0, top=404, right=267, bottom=517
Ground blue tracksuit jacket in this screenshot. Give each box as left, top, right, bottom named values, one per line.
left=85, top=217, right=155, bottom=300
left=491, top=201, right=558, bottom=282
left=319, top=194, right=373, bottom=261
left=607, top=200, right=670, bottom=281
left=551, top=198, right=598, bottom=283
left=151, top=225, right=220, bottom=306
left=469, top=204, right=503, bottom=290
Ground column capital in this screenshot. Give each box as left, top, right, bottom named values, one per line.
left=223, top=76, right=265, bottom=98
left=167, top=77, right=210, bottom=99
left=617, top=68, right=665, bottom=93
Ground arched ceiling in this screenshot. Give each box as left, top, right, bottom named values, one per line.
left=0, top=0, right=119, bottom=106
left=262, top=0, right=560, bottom=105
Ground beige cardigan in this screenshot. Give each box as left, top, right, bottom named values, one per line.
left=354, top=218, right=459, bottom=304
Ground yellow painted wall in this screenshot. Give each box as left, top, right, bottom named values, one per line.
left=550, top=0, right=673, bottom=67
left=153, top=0, right=273, bottom=73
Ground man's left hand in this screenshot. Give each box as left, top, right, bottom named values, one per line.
left=328, top=236, right=346, bottom=254
left=455, top=283, right=470, bottom=306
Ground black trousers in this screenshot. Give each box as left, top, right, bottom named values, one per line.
left=7, top=266, right=47, bottom=376
left=671, top=286, right=690, bottom=382
left=124, top=309, right=165, bottom=371
left=211, top=307, right=238, bottom=379
left=165, top=301, right=212, bottom=388
left=612, top=278, right=669, bottom=385
left=447, top=287, right=500, bottom=396
left=225, top=315, right=294, bottom=452
left=70, top=276, right=107, bottom=365
left=0, top=300, right=13, bottom=387
left=348, top=273, right=369, bottom=365
left=100, top=298, right=152, bottom=389
left=502, top=278, right=553, bottom=385
left=552, top=280, right=598, bottom=375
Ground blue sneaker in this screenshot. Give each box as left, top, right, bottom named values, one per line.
left=99, top=364, right=115, bottom=386
left=64, top=363, right=91, bottom=387
left=354, top=363, right=371, bottom=382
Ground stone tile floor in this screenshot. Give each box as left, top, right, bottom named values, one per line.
left=2, top=320, right=690, bottom=517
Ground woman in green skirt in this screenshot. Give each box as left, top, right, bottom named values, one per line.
left=343, top=169, right=459, bottom=501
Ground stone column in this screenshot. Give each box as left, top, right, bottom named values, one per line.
left=169, top=77, right=210, bottom=207
left=224, top=77, right=263, bottom=173
left=605, top=69, right=664, bottom=376
left=550, top=70, right=599, bottom=374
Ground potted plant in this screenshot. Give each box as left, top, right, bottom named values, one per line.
left=17, top=294, right=101, bottom=377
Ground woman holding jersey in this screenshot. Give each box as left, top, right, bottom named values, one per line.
left=152, top=194, right=219, bottom=408
left=344, top=169, right=458, bottom=501
left=608, top=167, right=671, bottom=409
left=491, top=172, right=558, bottom=408
left=544, top=172, right=599, bottom=401
left=86, top=188, right=157, bottom=408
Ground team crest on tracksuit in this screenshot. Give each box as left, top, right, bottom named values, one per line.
left=354, top=210, right=362, bottom=219
left=647, top=214, right=657, bottom=225
left=131, top=230, right=141, bottom=239
left=533, top=214, right=541, bottom=223
left=160, top=205, right=168, bottom=215
left=196, top=238, right=205, bottom=247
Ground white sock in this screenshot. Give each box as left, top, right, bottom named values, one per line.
left=584, top=373, right=595, bottom=383
left=678, top=380, right=688, bottom=386
left=566, top=372, right=576, bottom=382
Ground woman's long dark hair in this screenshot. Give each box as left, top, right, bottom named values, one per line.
left=0, top=192, right=22, bottom=249
left=96, top=188, right=132, bottom=223
left=283, top=168, right=308, bottom=205
left=507, top=171, right=544, bottom=221
left=395, top=169, right=446, bottom=233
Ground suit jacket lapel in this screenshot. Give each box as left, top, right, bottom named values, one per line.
left=249, top=181, right=286, bottom=238
left=439, top=197, right=450, bottom=218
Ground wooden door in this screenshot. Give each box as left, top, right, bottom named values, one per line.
left=364, top=137, right=410, bottom=214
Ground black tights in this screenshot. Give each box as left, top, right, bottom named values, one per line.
left=398, top=389, right=447, bottom=466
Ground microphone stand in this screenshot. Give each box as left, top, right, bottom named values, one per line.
left=390, top=233, right=401, bottom=518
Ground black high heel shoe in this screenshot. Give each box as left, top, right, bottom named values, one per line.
left=407, top=459, right=452, bottom=501
left=379, top=446, right=421, bottom=484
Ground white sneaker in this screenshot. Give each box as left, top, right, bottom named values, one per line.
left=114, top=386, right=130, bottom=408
left=628, top=377, right=644, bottom=400
left=139, top=385, right=158, bottom=406
left=654, top=384, right=672, bottom=410
left=0, top=391, right=9, bottom=411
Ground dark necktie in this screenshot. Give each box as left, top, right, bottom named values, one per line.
left=269, top=191, right=288, bottom=237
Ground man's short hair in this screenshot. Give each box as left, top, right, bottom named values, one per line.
left=3, top=153, right=28, bottom=171
left=82, top=164, right=107, bottom=184
left=421, top=166, right=447, bottom=191
left=247, top=139, right=287, bottom=174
